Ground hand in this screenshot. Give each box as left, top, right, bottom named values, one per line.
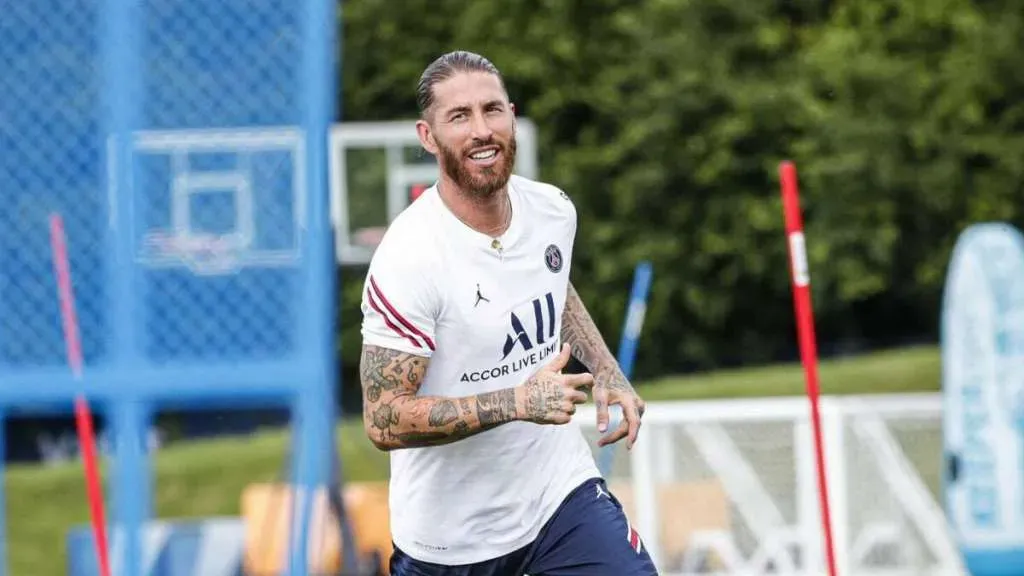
left=520, top=344, right=595, bottom=425
left=594, top=369, right=646, bottom=450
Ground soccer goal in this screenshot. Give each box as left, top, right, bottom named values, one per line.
left=576, top=393, right=964, bottom=576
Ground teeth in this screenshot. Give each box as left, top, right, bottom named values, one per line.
left=470, top=149, right=497, bottom=160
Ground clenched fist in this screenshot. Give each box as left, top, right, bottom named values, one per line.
left=518, top=344, right=594, bottom=425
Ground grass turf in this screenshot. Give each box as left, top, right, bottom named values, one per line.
left=7, top=345, right=940, bottom=575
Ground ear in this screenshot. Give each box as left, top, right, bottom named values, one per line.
left=415, top=118, right=439, bottom=156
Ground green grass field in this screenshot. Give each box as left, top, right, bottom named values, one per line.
left=8, top=345, right=941, bottom=575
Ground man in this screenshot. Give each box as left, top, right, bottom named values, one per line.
left=359, top=50, right=657, bottom=576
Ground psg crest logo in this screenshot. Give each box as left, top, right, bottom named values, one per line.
left=544, top=244, right=563, bottom=273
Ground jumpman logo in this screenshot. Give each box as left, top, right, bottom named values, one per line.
left=595, top=483, right=610, bottom=500
left=474, top=284, right=490, bottom=308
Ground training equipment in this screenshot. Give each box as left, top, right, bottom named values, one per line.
left=50, top=214, right=113, bottom=576
left=582, top=393, right=962, bottom=575
left=942, top=223, right=1024, bottom=576
left=0, top=1, right=338, bottom=575
left=778, top=161, right=838, bottom=576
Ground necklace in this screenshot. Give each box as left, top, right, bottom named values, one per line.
left=440, top=185, right=513, bottom=243
left=489, top=199, right=511, bottom=259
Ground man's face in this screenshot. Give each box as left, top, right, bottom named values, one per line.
left=417, top=71, right=517, bottom=200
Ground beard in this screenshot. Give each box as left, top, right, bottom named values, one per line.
left=438, top=133, right=517, bottom=201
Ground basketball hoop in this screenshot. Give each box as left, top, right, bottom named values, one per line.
left=141, top=231, right=244, bottom=276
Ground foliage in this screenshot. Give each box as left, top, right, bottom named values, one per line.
left=333, top=0, right=1024, bottom=397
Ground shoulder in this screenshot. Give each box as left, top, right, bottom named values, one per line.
left=509, top=175, right=576, bottom=224
left=359, top=193, right=443, bottom=354
left=362, top=188, right=446, bottom=309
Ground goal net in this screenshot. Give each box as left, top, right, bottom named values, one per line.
left=578, top=393, right=964, bottom=576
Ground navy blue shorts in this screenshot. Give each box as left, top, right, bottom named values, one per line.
left=389, top=477, right=659, bottom=576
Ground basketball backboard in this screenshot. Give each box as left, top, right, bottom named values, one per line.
left=328, top=119, right=539, bottom=266
left=119, top=126, right=306, bottom=276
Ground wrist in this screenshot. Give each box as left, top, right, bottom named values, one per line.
left=513, top=385, right=529, bottom=422
left=595, top=363, right=628, bottom=390
left=594, top=363, right=616, bottom=385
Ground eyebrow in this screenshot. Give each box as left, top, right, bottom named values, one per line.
left=444, top=99, right=506, bottom=118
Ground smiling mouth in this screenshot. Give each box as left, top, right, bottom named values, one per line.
left=467, top=147, right=500, bottom=165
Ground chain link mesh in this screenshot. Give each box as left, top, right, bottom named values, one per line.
left=1, top=0, right=318, bottom=376
left=2, top=1, right=106, bottom=368
left=2, top=1, right=334, bottom=571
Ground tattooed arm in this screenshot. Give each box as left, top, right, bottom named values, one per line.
left=360, top=343, right=594, bottom=451
left=561, top=282, right=646, bottom=449
left=360, top=345, right=519, bottom=451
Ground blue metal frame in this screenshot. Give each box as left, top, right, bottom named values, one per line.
left=0, top=1, right=339, bottom=574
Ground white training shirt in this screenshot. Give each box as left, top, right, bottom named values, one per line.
left=360, top=174, right=600, bottom=565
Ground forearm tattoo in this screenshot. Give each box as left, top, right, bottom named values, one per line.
left=360, top=345, right=520, bottom=450
left=477, top=389, right=518, bottom=427
left=560, top=283, right=633, bottom=393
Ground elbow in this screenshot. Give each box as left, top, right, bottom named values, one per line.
left=362, top=419, right=397, bottom=452
left=370, top=436, right=397, bottom=452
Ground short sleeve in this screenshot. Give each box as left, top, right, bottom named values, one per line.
left=360, top=245, right=438, bottom=358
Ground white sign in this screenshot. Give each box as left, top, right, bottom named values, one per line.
left=942, top=222, right=1024, bottom=576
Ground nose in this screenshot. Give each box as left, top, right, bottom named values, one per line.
left=469, top=109, right=493, bottom=142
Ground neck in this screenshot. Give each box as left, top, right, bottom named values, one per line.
left=438, top=174, right=510, bottom=237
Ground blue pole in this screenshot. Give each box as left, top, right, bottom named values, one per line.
left=112, top=402, right=150, bottom=576
left=101, top=0, right=144, bottom=572
left=289, top=0, right=337, bottom=573
left=598, top=261, right=653, bottom=478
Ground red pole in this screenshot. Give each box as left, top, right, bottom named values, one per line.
left=778, top=161, right=839, bottom=576
left=49, top=213, right=112, bottom=576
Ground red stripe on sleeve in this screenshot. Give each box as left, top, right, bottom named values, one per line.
left=369, top=275, right=436, bottom=351
left=367, top=288, right=424, bottom=350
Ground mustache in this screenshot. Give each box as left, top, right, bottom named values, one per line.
left=464, top=137, right=503, bottom=153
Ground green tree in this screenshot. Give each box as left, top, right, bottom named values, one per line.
left=332, top=0, right=1024, bottom=407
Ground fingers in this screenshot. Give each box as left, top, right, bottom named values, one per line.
left=565, top=372, right=594, bottom=390
left=567, top=388, right=589, bottom=405
left=562, top=374, right=592, bottom=409
left=553, top=388, right=590, bottom=424
left=553, top=413, right=573, bottom=425
left=546, top=343, right=572, bottom=372
left=597, top=398, right=644, bottom=449
left=623, top=402, right=642, bottom=450
left=598, top=417, right=629, bottom=448
left=549, top=400, right=576, bottom=425
left=593, top=385, right=610, bottom=433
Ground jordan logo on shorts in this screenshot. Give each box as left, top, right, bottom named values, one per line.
left=595, top=483, right=610, bottom=500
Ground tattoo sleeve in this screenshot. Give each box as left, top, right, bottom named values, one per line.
left=560, top=282, right=633, bottom=393
left=360, top=344, right=523, bottom=451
